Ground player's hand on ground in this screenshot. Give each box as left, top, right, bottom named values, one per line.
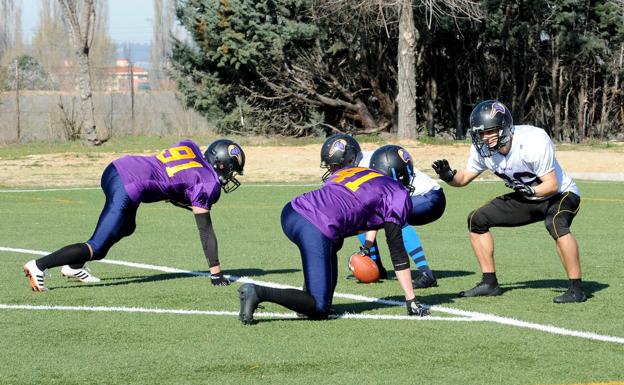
left=406, top=298, right=430, bottom=317
left=505, top=180, right=536, bottom=197
left=210, top=272, right=230, bottom=286
left=432, top=159, right=457, bottom=183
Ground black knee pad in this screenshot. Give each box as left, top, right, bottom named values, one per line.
left=544, top=216, right=570, bottom=240
left=468, top=209, right=490, bottom=234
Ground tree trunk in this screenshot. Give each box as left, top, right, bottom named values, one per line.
left=576, top=76, right=588, bottom=143
left=425, top=78, right=437, bottom=137
left=396, top=0, right=418, bottom=139
left=76, top=50, right=99, bottom=144
left=58, top=0, right=100, bottom=146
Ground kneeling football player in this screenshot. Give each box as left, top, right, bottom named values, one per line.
left=23, top=139, right=245, bottom=291
left=318, top=134, right=445, bottom=288
left=237, top=145, right=430, bottom=324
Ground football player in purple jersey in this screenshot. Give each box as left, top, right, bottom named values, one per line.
left=237, top=145, right=430, bottom=324
left=432, top=100, right=585, bottom=303
left=23, top=139, right=245, bottom=292
left=320, top=134, right=445, bottom=289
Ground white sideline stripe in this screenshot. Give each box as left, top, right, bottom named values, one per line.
left=4, top=246, right=624, bottom=344
left=0, top=187, right=100, bottom=193
left=0, top=304, right=472, bottom=322
left=3, top=177, right=622, bottom=194
left=0, top=184, right=320, bottom=193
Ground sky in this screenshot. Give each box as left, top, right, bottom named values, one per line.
left=21, top=0, right=155, bottom=44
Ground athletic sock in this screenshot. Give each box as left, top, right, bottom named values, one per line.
left=482, top=272, right=498, bottom=286
left=402, top=225, right=434, bottom=279
left=255, top=285, right=320, bottom=318
left=569, top=278, right=583, bottom=292
left=357, top=233, right=381, bottom=262
left=36, top=243, right=91, bottom=270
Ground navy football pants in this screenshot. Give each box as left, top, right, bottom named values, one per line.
left=281, top=202, right=343, bottom=314
left=86, top=164, right=139, bottom=259
left=407, top=188, right=446, bottom=226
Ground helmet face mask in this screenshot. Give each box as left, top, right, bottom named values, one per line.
left=320, top=134, right=363, bottom=182
left=204, top=139, right=245, bottom=193
left=469, top=100, right=514, bottom=157
left=370, top=145, right=415, bottom=194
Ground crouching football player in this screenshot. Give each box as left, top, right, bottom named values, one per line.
left=237, top=145, right=430, bottom=324
left=319, top=134, right=445, bottom=288
left=23, top=139, right=245, bottom=291
left=432, top=100, right=585, bottom=303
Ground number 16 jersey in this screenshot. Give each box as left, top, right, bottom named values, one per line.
left=291, top=167, right=412, bottom=242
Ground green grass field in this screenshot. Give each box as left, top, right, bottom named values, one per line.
left=1, top=181, right=623, bottom=385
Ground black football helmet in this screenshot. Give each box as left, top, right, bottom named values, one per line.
left=469, top=100, right=514, bottom=157
left=370, top=145, right=415, bottom=194
left=204, top=139, right=245, bottom=193
left=320, top=134, right=362, bottom=181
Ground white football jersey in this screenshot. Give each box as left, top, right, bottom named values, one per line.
left=359, top=150, right=440, bottom=197
left=466, top=125, right=580, bottom=200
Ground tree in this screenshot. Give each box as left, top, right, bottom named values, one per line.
left=57, top=0, right=103, bottom=145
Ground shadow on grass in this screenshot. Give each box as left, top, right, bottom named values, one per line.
left=50, top=268, right=300, bottom=291
left=502, top=278, right=608, bottom=299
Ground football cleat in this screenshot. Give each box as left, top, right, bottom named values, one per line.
left=238, top=283, right=261, bottom=325
left=412, top=271, right=438, bottom=289
left=459, top=282, right=502, bottom=297
left=553, top=289, right=587, bottom=303
left=61, top=265, right=101, bottom=283
left=24, top=260, right=47, bottom=292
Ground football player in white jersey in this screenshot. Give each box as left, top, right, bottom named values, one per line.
left=431, top=100, right=585, bottom=303
left=320, top=134, right=446, bottom=289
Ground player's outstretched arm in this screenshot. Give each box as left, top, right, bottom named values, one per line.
left=384, top=222, right=430, bottom=317
left=192, top=206, right=230, bottom=286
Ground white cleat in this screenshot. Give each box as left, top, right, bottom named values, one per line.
left=61, top=265, right=101, bottom=283
left=24, top=260, right=47, bottom=292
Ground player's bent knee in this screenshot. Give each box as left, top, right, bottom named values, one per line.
left=545, top=219, right=571, bottom=240
left=467, top=210, right=490, bottom=234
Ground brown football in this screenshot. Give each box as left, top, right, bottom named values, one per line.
left=348, top=252, right=380, bottom=283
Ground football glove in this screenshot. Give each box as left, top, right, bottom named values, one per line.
left=359, top=246, right=371, bottom=256
left=406, top=298, right=430, bottom=317
left=210, top=272, right=230, bottom=286
left=432, top=159, right=457, bottom=183
left=505, top=180, right=536, bottom=197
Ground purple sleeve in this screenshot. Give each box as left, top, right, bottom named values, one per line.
left=187, top=183, right=221, bottom=210
left=382, top=187, right=411, bottom=225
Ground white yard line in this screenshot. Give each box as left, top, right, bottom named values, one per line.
left=3, top=246, right=624, bottom=344
left=0, top=304, right=472, bottom=322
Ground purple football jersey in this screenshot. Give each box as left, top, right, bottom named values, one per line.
left=113, top=140, right=221, bottom=209
left=291, top=167, right=412, bottom=241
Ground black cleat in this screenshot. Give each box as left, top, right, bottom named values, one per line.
left=459, top=282, right=502, bottom=297
left=412, top=271, right=438, bottom=289
left=238, top=283, right=261, bottom=325
left=553, top=289, right=587, bottom=303
left=378, top=266, right=388, bottom=280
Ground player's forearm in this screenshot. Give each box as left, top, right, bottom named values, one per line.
left=533, top=171, right=559, bottom=197
left=395, top=269, right=416, bottom=301
left=194, top=211, right=220, bottom=268
left=448, top=170, right=477, bottom=187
